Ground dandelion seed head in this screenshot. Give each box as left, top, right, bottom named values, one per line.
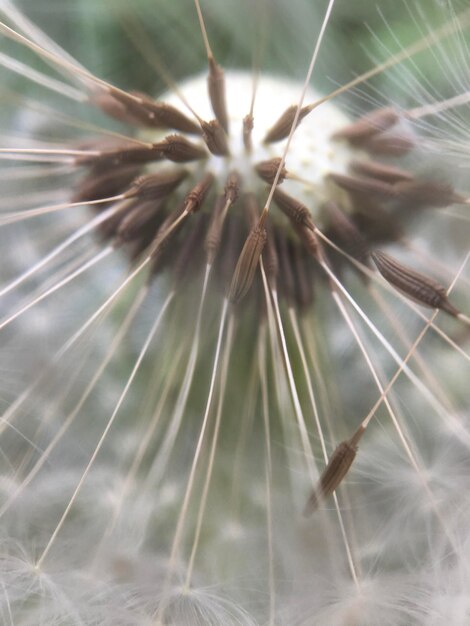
left=0, top=0, right=469, bottom=624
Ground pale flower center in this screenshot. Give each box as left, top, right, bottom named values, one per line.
left=162, top=71, right=354, bottom=216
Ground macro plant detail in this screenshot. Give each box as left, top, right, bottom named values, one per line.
left=0, top=0, right=469, bottom=624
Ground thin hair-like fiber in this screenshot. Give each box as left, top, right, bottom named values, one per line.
left=0, top=1, right=469, bottom=625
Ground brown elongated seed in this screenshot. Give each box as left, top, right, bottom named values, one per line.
left=263, top=104, right=312, bottom=144
left=255, top=158, right=288, bottom=185
left=75, top=136, right=132, bottom=153
left=183, top=172, right=215, bottom=213
left=124, top=169, right=188, bottom=200
left=91, top=91, right=138, bottom=125
left=352, top=206, right=403, bottom=244
left=150, top=202, right=187, bottom=263
left=129, top=210, right=167, bottom=263
left=97, top=200, right=132, bottom=241
left=243, top=114, right=254, bottom=152
left=292, top=244, right=314, bottom=310
left=115, top=199, right=164, bottom=244
left=148, top=235, right=173, bottom=277
left=204, top=196, right=226, bottom=265
left=75, top=144, right=164, bottom=169
left=276, top=234, right=296, bottom=305
left=173, top=214, right=208, bottom=283
left=303, top=426, right=365, bottom=516
left=127, top=93, right=202, bottom=134
left=296, top=222, right=320, bottom=259
left=93, top=90, right=155, bottom=128
left=72, top=165, right=141, bottom=203
left=153, top=135, right=208, bottom=163
left=362, top=131, right=415, bottom=156
left=371, top=250, right=460, bottom=316
left=323, top=201, right=370, bottom=267
left=200, top=119, right=230, bottom=156
left=229, top=225, right=267, bottom=304
left=329, top=172, right=396, bottom=198
left=263, top=224, right=279, bottom=289
left=350, top=160, right=413, bottom=184
left=224, top=171, right=241, bottom=207
left=332, top=107, right=399, bottom=143
left=273, top=188, right=314, bottom=230
left=394, top=180, right=465, bottom=209
left=129, top=96, right=201, bottom=135
left=208, top=57, right=229, bottom=133
left=243, top=192, right=261, bottom=228
left=220, top=220, right=244, bottom=291
left=95, top=88, right=201, bottom=135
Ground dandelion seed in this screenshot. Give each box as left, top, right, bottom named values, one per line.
left=229, top=222, right=267, bottom=304
left=303, top=425, right=364, bottom=516
left=0, top=1, right=469, bottom=624
left=371, top=249, right=460, bottom=316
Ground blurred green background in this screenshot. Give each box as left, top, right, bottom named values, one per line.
left=4, top=0, right=466, bottom=110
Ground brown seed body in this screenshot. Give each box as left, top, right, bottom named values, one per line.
left=200, top=120, right=230, bottom=156
left=208, top=57, right=229, bottom=133
left=323, top=201, right=370, bottom=268
left=125, top=169, right=188, bottom=200
left=292, top=244, right=314, bottom=311
left=255, top=158, right=288, bottom=185
left=371, top=250, right=459, bottom=316
left=394, top=180, right=463, bottom=209
left=115, top=199, right=164, bottom=244
left=304, top=439, right=358, bottom=516
left=224, top=171, right=241, bottom=207
left=93, top=89, right=201, bottom=135
left=153, top=135, right=208, bottom=163
left=72, top=165, right=141, bottom=203
left=229, top=225, right=267, bottom=304
left=150, top=203, right=188, bottom=265
left=263, top=225, right=279, bottom=290
left=363, top=131, right=415, bottom=157
left=128, top=95, right=202, bottom=135
left=243, top=193, right=262, bottom=228
left=263, top=104, right=312, bottom=144
left=332, top=107, right=399, bottom=144
left=173, top=215, right=208, bottom=283
left=350, top=160, right=413, bottom=184
left=277, top=234, right=296, bottom=306
left=91, top=91, right=136, bottom=126
left=273, top=188, right=314, bottom=230
left=183, top=173, right=215, bottom=213
left=243, top=114, right=254, bottom=152
left=204, top=196, right=227, bottom=265
left=329, top=172, right=396, bottom=199
left=75, top=144, right=164, bottom=169
left=352, top=203, right=404, bottom=244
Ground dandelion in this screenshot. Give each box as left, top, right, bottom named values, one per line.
left=0, top=0, right=469, bottom=624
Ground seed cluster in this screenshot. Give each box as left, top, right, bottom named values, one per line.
left=75, top=73, right=465, bottom=310
left=71, top=69, right=466, bottom=509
